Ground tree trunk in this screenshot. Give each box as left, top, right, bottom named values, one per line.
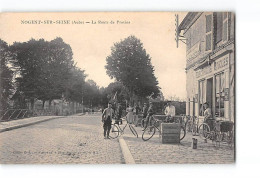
left=129, top=89, right=133, bottom=107
left=42, top=100, right=45, bottom=109
left=49, top=100, right=52, bottom=109
left=30, top=98, right=34, bottom=110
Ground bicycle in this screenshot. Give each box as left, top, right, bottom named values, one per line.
left=198, top=119, right=234, bottom=147
left=109, top=117, right=138, bottom=139
left=182, top=115, right=193, bottom=133
left=142, top=115, right=186, bottom=141
left=189, top=116, right=199, bottom=136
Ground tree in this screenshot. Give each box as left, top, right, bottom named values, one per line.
left=10, top=38, right=75, bottom=108
left=105, top=36, right=160, bottom=104
left=0, top=39, right=14, bottom=111
left=64, top=65, right=86, bottom=103
left=103, top=81, right=129, bottom=102
left=83, top=79, right=100, bottom=107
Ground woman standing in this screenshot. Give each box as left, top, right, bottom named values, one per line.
left=126, top=104, right=134, bottom=124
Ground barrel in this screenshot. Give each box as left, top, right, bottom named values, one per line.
left=160, top=123, right=181, bottom=144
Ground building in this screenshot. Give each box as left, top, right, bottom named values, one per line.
left=178, top=12, right=235, bottom=122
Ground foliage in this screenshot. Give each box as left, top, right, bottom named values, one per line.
left=0, top=39, right=14, bottom=110
left=103, top=81, right=129, bottom=102
left=9, top=38, right=83, bottom=108
left=105, top=36, right=160, bottom=103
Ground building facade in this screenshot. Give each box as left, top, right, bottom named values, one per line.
left=178, top=12, right=235, bottom=122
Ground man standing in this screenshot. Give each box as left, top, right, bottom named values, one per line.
left=164, top=102, right=176, bottom=122
left=102, top=103, right=114, bottom=139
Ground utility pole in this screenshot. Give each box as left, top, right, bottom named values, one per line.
left=81, top=85, right=84, bottom=113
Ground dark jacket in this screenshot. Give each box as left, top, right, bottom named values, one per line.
left=143, top=106, right=149, bottom=118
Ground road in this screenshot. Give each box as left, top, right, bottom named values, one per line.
left=0, top=114, right=234, bottom=164
left=0, top=115, right=124, bottom=164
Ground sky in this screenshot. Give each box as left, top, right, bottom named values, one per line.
left=0, top=12, right=187, bottom=100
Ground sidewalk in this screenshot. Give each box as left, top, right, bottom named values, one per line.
left=0, top=113, right=84, bottom=133
left=119, top=123, right=235, bottom=164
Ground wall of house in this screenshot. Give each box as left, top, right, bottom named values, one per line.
left=183, top=12, right=235, bottom=122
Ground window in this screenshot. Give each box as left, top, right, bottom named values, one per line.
left=205, top=14, right=213, bottom=52
left=222, top=12, right=229, bottom=42
left=199, top=80, right=206, bottom=116
left=216, top=12, right=223, bottom=43
left=215, top=72, right=225, bottom=117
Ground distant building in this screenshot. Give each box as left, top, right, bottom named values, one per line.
left=178, top=12, right=235, bottom=122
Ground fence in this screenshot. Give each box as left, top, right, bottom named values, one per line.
left=0, top=108, right=57, bottom=122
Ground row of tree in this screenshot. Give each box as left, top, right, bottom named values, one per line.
left=1, top=35, right=162, bottom=112
left=0, top=38, right=99, bottom=111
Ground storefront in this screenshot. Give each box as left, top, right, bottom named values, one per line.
left=179, top=12, right=235, bottom=122
left=195, top=52, right=232, bottom=121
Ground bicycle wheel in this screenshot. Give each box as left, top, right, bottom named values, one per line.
left=180, top=126, right=186, bottom=141
left=109, top=124, right=120, bottom=139
left=198, top=123, right=210, bottom=139
left=129, top=124, right=138, bottom=138
left=142, top=126, right=156, bottom=141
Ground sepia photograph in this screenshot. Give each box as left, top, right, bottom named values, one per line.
left=0, top=11, right=235, bottom=164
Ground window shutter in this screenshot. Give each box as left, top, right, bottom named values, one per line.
left=206, top=15, right=212, bottom=33
left=216, top=13, right=223, bottom=43
left=206, top=34, right=212, bottom=51
left=222, top=12, right=229, bottom=42
left=205, top=13, right=213, bottom=52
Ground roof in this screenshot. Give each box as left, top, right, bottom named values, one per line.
left=178, top=12, right=200, bottom=32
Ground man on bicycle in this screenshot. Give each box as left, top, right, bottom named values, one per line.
left=141, top=103, right=148, bottom=128
left=142, top=102, right=155, bottom=130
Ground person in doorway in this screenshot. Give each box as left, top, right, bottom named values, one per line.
left=203, top=102, right=212, bottom=120
left=203, top=102, right=214, bottom=130
left=102, top=102, right=114, bottom=139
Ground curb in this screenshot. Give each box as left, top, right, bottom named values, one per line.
left=118, top=136, right=135, bottom=164
left=0, top=116, right=63, bottom=133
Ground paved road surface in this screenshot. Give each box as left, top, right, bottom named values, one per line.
left=0, top=115, right=124, bottom=164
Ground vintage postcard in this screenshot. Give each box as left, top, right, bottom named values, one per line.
left=0, top=12, right=235, bottom=164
